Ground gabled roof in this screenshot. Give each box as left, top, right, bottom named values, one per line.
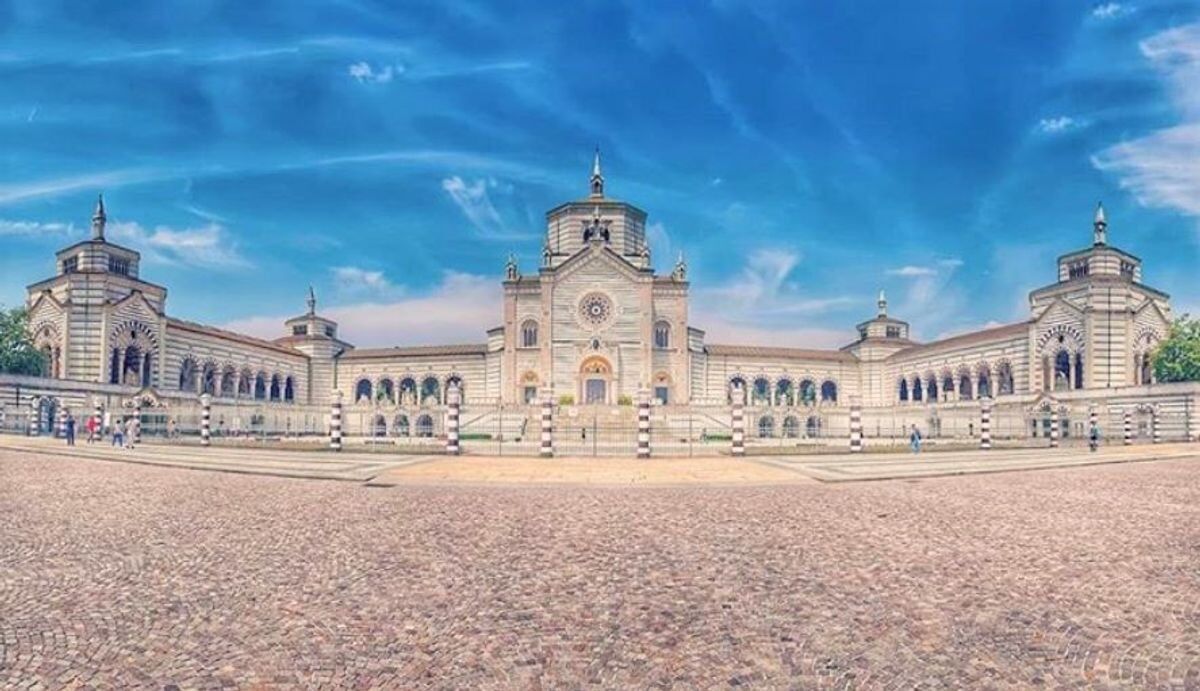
left=890, top=321, right=1030, bottom=359
left=166, top=317, right=304, bottom=357
left=548, top=240, right=652, bottom=281
left=341, top=344, right=489, bottom=360
left=706, top=344, right=858, bottom=363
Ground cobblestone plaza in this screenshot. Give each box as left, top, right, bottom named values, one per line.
left=2, top=450, right=1197, bottom=688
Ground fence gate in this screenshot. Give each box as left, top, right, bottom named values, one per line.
left=555, top=407, right=638, bottom=457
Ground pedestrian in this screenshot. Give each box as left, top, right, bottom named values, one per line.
left=112, top=417, right=124, bottom=447
left=102, top=410, right=111, bottom=439
left=1089, top=420, right=1100, bottom=452
left=124, top=416, right=137, bottom=450
left=85, top=415, right=97, bottom=443
left=65, top=414, right=76, bottom=446
left=167, top=417, right=177, bottom=439
left=910, top=424, right=922, bottom=454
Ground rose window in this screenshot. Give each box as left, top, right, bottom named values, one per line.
left=579, top=293, right=614, bottom=327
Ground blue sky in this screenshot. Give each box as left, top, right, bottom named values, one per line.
left=1, top=0, right=1198, bottom=348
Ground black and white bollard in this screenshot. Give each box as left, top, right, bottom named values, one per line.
left=1088, top=406, right=1097, bottom=443
left=1049, top=407, right=1059, bottom=448
left=330, top=390, right=343, bottom=452
left=849, top=403, right=863, bottom=453
left=980, top=397, right=992, bottom=450
left=539, top=389, right=553, bottom=458
left=93, top=399, right=103, bottom=441
left=57, top=405, right=68, bottom=440
left=1152, top=407, right=1161, bottom=444
left=200, top=393, right=211, bottom=447
left=1123, top=409, right=1132, bottom=445
left=133, top=399, right=142, bottom=444
left=446, top=384, right=461, bottom=455
left=1189, top=402, right=1197, bottom=443
left=731, top=384, right=745, bottom=457
left=29, top=398, right=40, bottom=438
left=637, top=388, right=650, bottom=459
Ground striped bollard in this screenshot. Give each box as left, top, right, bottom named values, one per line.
left=57, top=405, right=68, bottom=439
left=446, top=384, right=461, bottom=455
left=539, top=390, right=553, bottom=458
left=1123, top=410, right=1132, bottom=445
left=93, top=399, right=103, bottom=442
left=1188, top=402, right=1197, bottom=443
left=731, top=384, right=746, bottom=456
left=330, top=390, right=343, bottom=452
left=849, top=403, right=863, bottom=453
left=980, top=397, right=992, bottom=450
left=1152, top=407, right=1161, bottom=444
left=1088, top=407, right=1097, bottom=443
left=29, top=399, right=40, bottom=437
left=1049, top=407, right=1059, bottom=448
left=637, top=389, right=650, bottom=459
left=200, top=394, right=211, bottom=447
left=133, top=399, right=142, bottom=444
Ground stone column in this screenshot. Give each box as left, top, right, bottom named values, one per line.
left=731, top=384, right=745, bottom=457
left=329, top=390, right=343, bottom=452
left=28, top=398, right=40, bottom=438
left=539, top=389, right=553, bottom=458
left=980, top=397, right=992, bottom=450
left=1152, top=407, right=1161, bottom=444
left=849, top=403, right=863, bottom=453
left=637, top=388, right=650, bottom=459
left=200, top=393, right=211, bottom=447
left=446, top=384, right=461, bottom=456
left=1049, top=407, right=1059, bottom=448
left=1123, top=409, right=1132, bottom=446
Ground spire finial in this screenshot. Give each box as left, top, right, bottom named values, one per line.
left=877, top=289, right=887, bottom=317
left=91, top=194, right=106, bottom=241
left=589, top=146, right=604, bottom=198
left=306, top=285, right=317, bottom=315
left=672, top=250, right=687, bottom=281
left=1093, top=201, right=1107, bottom=246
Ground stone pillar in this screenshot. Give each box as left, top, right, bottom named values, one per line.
left=731, top=384, right=745, bottom=457
left=1049, top=407, right=1059, bottom=448
left=980, top=397, right=992, bottom=450
left=1123, top=410, right=1132, bottom=446
left=1152, top=407, right=1161, bottom=444
left=849, top=403, right=863, bottom=453
left=28, top=398, right=40, bottom=438
left=446, top=384, right=461, bottom=456
left=637, top=388, right=650, bottom=459
left=539, top=389, right=553, bottom=458
left=200, top=394, right=211, bottom=447
left=330, top=390, right=343, bottom=452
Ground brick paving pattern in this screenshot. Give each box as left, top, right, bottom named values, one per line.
left=1, top=449, right=1198, bottom=689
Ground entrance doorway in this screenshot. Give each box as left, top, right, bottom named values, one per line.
left=585, top=379, right=607, bottom=404
left=579, top=356, right=612, bottom=406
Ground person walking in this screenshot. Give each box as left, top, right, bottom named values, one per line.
left=909, top=424, right=922, bottom=454
left=112, top=417, right=125, bottom=448
left=65, top=414, right=76, bottom=446
left=124, top=416, right=137, bottom=450
left=85, top=415, right=97, bottom=444
left=1089, top=420, right=1101, bottom=452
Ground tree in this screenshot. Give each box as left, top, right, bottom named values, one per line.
left=1153, top=315, right=1200, bottom=383
left=0, top=306, right=45, bottom=376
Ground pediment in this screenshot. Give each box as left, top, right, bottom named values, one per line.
left=111, top=290, right=162, bottom=321
left=1132, top=297, right=1169, bottom=323
left=552, top=242, right=647, bottom=283
left=1032, top=296, right=1085, bottom=324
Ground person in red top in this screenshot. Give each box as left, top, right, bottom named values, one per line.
left=85, top=415, right=98, bottom=444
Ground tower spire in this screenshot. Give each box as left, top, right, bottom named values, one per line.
left=91, top=194, right=106, bottom=241
left=589, top=147, right=604, bottom=198
left=1093, top=201, right=1107, bottom=246
left=877, top=289, right=888, bottom=318
left=306, top=285, right=317, bottom=316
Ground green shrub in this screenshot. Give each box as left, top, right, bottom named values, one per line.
left=557, top=394, right=575, bottom=405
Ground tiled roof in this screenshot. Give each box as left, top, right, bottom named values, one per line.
left=891, top=321, right=1030, bottom=359
left=166, top=318, right=305, bottom=357
left=706, top=344, right=858, bottom=363
left=342, top=344, right=489, bottom=359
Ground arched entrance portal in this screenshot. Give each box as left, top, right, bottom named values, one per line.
left=579, top=356, right=612, bottom=405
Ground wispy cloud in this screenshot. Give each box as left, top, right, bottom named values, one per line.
left=1091, top=3, right=1129, bottom=19
left=887, top=265, right=937, bottom=277
left=330, top=265, right=397, bottom=298
left=441, top=175, right=531, bottom=240
left=348, top=61, right=400, bottom=84
left=106, top=221, right=250, bottom=270
left=1037, top=116, right=1083, bottom=134
left=224, top=271, right=500, bottom=347
left=0, top=169, right=169, bottom=206
left=0, top=219, right=76, bottom=237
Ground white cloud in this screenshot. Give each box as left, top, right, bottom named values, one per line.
left=441, top=175, right=530, bottom=240
left=330, top=265, right=396, bottom=297
left=1093, top=23, right=1200, bottom=222
left=0, top=219, right=75, bottom=237
left=1037, top=116, right=1081, bottom=133
left=1091, top=3, right=1128, bottom=19
left=224, top=271, right=500, bottom=347
left=886, top=265, right=937, bottom=277
left=0, top=169, right=168, bottom=206
left=348, top=61, right=401, bottom=84
left=106, top=221, right=250, bottom=270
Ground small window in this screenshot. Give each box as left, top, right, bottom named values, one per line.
left=523, top=386, right=538, bottom=404
left=62, top=256, right=78, bottom=274
left=654, top=386, right=669, bottom=404
left=1120, top=261, right=1136, bottom=278
left=520, top=320, right=538, bottom=348
left=886, top=326, right=901, bottom=338
left=292, top=325, right=308, bottom=336
left=324, top=325, right=335, bottom=337
left=654, top=321, right=670, bottom=349
left=108, top=256, right=130, bottom=275
left=1068, top=261, right=1089, bottom=280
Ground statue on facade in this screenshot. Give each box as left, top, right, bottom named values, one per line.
left=505, top=253, right=519, bottom=281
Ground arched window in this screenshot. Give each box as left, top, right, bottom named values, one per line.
left=776, top=379, right=794, bottom=407
left=378, top=378, right=395, bottom=405
left=284, top=376, right=295, bottom=403
left=728, top=376, right=747, bottom=404
left=752, top=377, right=771, bottom=405
left=372, top=414, right=387, bottom=437
left=421, top=376, right=440, bottom=404
left=997, top=362, right=1014, bottom=395
left=653, top=321, right=671, bottom=350
left=898, top=378, right=909, bottom=402
left=355, top=379, right=373, bottom=403
left=941, top=373, right=954, bottom=398
left=977, top=366, right=992, bottom=398
left=958, top=371, right=973, bottom=400
left=820, top=380, right=837, bottom=404
left=1074, top=352, right=1084, bottom=389
left=799, top=379, right=816, bottom=405
left=201, top=362, right=218, bottom=396
left=399, top=377, right=417, bottom=404
left=926, top=377, right=938, bottom=402
left=416, top=414, right=434, bottom=437
left=446, top=375, right=464, bottom=401
left=520, top=320, right=538, bottom=348
left=1054, top=351, right=1071, bottom=392
left=254, top=373, right=267, bottom=400
left=806, top=416, right=821, bottom=438
left=758, top=416, right=774, bottom=438
left=238, top=369, right=253, bottom=398
left=782, top=416, right=799, bottom=438
left=269, top=374, right=281, bottom=401
left=393, top=414, right=410, bottom=437
left=179, top=358, right=198, bottom=392
left=219, top=367, right=236, bottom=397
left=912, top=376, right=923, bottom=402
